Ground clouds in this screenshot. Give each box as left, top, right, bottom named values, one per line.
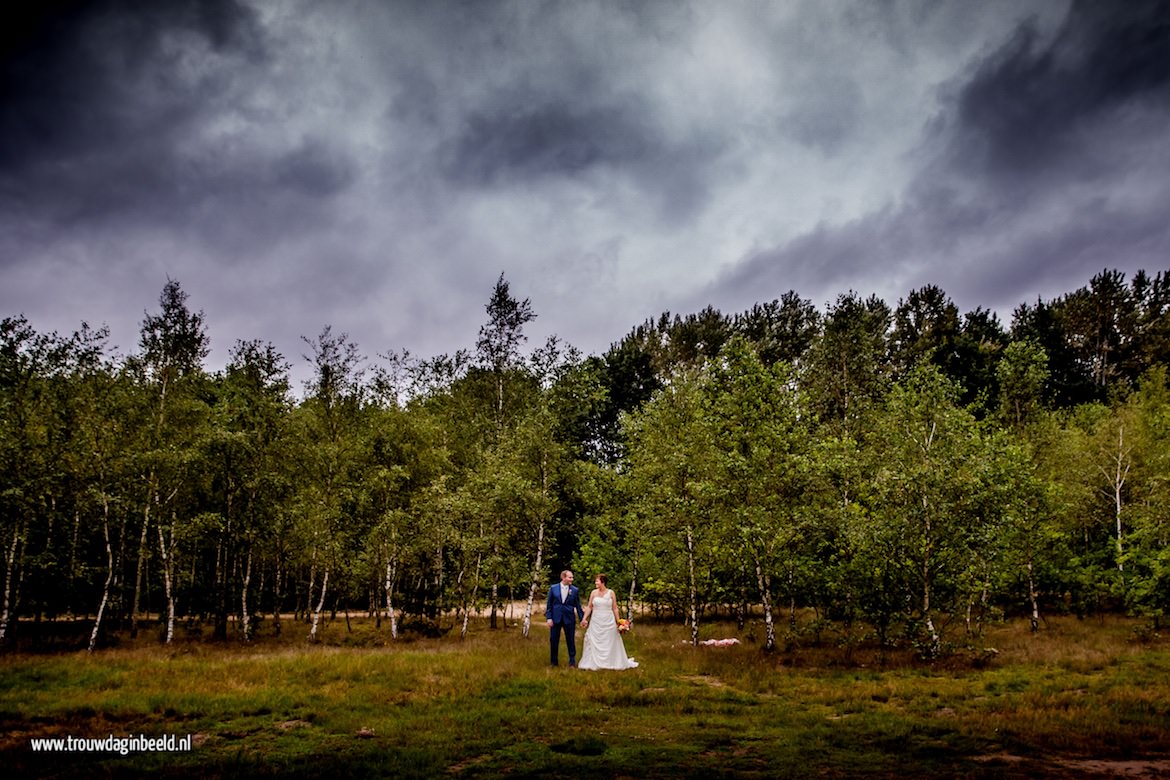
left=948, top=0, right=1170, bottom=179
left=1, top=0, right=1167, bottom=388
left=442, top=102, right=655, bottom=185
left=707, top=0, right=1170, bottom=318
left=932, top=0, right=1170, bottom=300
left=1, top=1, right=265, bottom=206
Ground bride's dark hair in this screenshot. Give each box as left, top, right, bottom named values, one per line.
left=595, top=574, right=607, bottom=585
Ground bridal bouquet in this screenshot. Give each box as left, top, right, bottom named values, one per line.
left=618, top=618, right=632, bottom=634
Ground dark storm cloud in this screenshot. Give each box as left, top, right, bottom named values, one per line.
left=440, top=97, right=724, bottom=226
left=927, top=0, right=1170, bottom=296
left=946, top=0, right=1170, bottom=178
left=442, top=102, right=656, bottom=186
left=706, top=0, right=1170, bottom=317
left=6, top=0, right=1168, bottom=387
left=410, top=0, right=727, bottom=224
left=272, top=140, right=356, bottom=198
left=0, top=0, right=359, bottom=253
left=700, top=206, right=922, bottom=313
left=0, top=0, right=264, bottom=172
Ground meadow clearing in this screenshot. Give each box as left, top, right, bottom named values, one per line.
left=2, top=612, right=1169, bottom=778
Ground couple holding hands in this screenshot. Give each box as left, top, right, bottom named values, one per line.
left=545, top=570, right=638, bottom=670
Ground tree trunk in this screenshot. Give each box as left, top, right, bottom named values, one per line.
left=68, top=508, right=83, bottom=616
left=0, top=525, right=21, bottom=643
left=130, top=494, right=152, bottom=639
left=385, top=554, right=399, bottom=641
left=626, top=553, right=639, bottom=622
left=1111, top=426, right=1128, bottom=572
left=522, top=519, right=546, bottom=638
left=430, top=542, right=444, bottom=620
left=1027, top=559, right=1040, bottom=633
left=306, top=556, right=317, bottom=625
left=686, top=525, right=699, bottom=647
left=241, top=549, right=253, bottom=641
left=922, top=557, right=940, bottom=658
left=754, top=553, right=776, bottom=652
left=308, top=569, right=329, bottom=642
left=918, top=491, right=941, bottom=658
left=461, top=552, right=482, bottom=640
left=157, top=520, right=176, bottom=644
left=490, top=569, right=500, bottom=629
left=214, top=495, right=233, bottom=640
left=213, top=537, right=228, bottom=640
left=788, top=567, right=797, bottom=630
left=453, top=564, right=466, bottom=634
left=272, top=561, right=283, bottom=636
left=89, top=495, right=115, bottom=653
left=923, top=590, right=939, bottom=657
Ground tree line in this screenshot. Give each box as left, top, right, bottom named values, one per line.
left=2, top=268, right=1168, bottom=656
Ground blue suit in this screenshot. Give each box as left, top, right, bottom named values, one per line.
left=545, top=582, right=585, bottom=666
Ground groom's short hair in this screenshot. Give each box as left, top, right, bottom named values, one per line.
left=560, top=570, right=572, bottom=579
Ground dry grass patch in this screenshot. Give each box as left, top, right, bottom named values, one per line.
left=1, top=612, right=1168, bottom=777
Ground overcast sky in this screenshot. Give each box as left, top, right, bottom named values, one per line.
left=3, top=0, right=1169, bottom=389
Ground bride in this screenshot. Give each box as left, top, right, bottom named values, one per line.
left=579, top=574, right=638, bottom=670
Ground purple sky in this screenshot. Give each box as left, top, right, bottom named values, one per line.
left=3, top=0, right=1168, bottom=390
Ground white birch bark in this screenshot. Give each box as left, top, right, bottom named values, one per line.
left=921, top=493, right=941, bottom=658
left=384, top=555, right=398, bottom=640
left=626, top=554, right=639, bottom=622
left=461, top=552, right=482, bottom=640
left=1097, top=424, right=1131, bottom=572
left=522, top=519, right=545, bottom=638
left=272, top=563, right=283, bottom=636
left=157, top=521, right=176, bottom=644
left=89, top=494, right=115, bottom=653
left=0, top=526, right=21, bottom=642
left=754, top=553, right=776, bottom=651
left=309, top=569, right=329, bottom=642
left=1027, top=559, right=1040, bottom=633
left=130, top=497, right=151, bottom=638
left=240, top=549, right=253, bottom=640
left=686, top=525, right=699, bottom=647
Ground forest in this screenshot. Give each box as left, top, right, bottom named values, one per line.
left=2, top=267, right=1169, bottom=658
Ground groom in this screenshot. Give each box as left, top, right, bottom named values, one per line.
left=545, top=570, right=585, bottom=667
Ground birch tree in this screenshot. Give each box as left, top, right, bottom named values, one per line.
left=63, top=326, right=134, bottom=651
left=215, top=340, right=291, bottom=640
left=133, top=280, right=209, bottom=643
left=624, top=368, right=713, bottom=646
left=297, top=327, right=366, bottom=642
left=477, top=273, right=536, bottom=436
left=702, top=338, right=812, bottom=651
left=0, top=318, right=65, bottom=642
left=1122, top=368, right=1170, bottom=623
left=867, top=364, right=993, bottom=658
left=474, top=273, right=537, bottom=628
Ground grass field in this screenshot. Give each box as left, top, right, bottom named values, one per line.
left=2, top=612, right=1169, bottom=778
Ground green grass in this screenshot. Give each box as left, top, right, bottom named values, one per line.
left=3, top=615, right=1169, bottom=777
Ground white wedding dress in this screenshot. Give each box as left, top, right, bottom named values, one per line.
left=579, top=594, right=638, bottom=670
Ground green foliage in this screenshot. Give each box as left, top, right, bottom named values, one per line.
left=5, top=267, right=1170, bottom=655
